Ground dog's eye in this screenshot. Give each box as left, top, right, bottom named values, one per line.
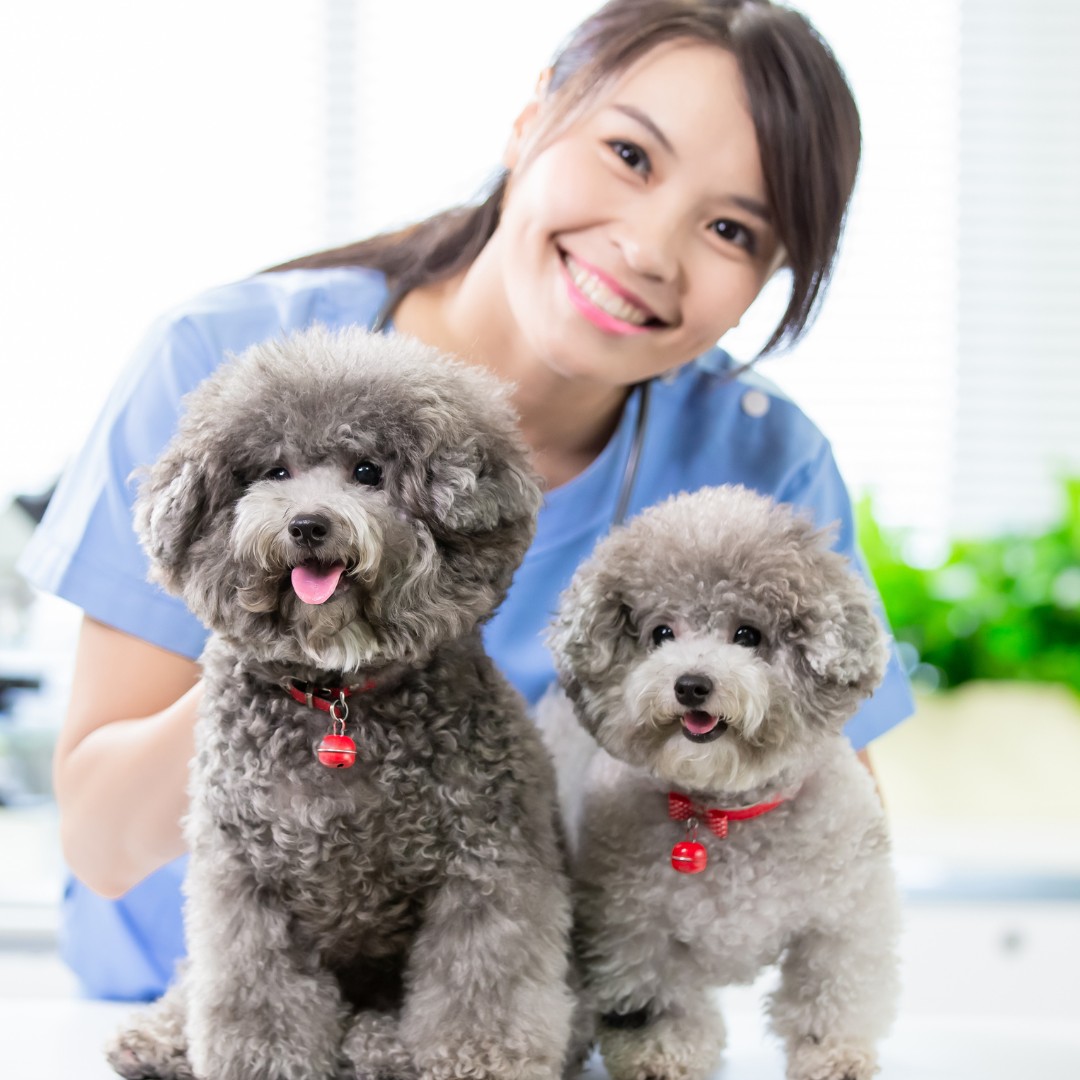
left=651, top=625, right=675, bottom=647
left=733, top=625, right=761, bottom=648
left=263, top=466, right=290, bottom=481
left=353, top=461, right=383, bottom=487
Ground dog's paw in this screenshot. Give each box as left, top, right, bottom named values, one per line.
left=598, top=1007, right=725, bottom=1080
left=785, top=1036, right=879, bottom=1080
left=105, top=1028, right=194, bottom=1080
left=416, top=1036, right=563, bottom=1080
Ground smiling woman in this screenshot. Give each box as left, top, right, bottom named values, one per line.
left=17, top=0, right=914, bottom=1010
left=461, top=43, right=782, bottom=387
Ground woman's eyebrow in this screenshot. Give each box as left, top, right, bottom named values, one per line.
left=730, top=195, right=773, bottom=225
left=612, top=104, right=675, bottom=155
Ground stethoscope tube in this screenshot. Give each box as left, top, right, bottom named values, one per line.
left=612, top=381, right=649, bottom=528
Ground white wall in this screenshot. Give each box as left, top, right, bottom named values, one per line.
left=950, top=1, right=1080, bottom=535
left=0, top=1, right=322, bottom=496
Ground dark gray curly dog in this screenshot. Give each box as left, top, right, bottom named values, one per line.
left=106, top=327, right=573, bottom=1080
left=546, top=485, right=900, bottom=1080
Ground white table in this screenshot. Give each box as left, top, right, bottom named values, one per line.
left=3, top=999, right=1079, bottom=1079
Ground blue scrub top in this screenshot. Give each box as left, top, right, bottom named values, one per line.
left=19, top=267, right=914, bottom=1000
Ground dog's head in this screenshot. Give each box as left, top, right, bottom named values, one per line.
left=135, top=326, right=541, bottom=674
left=549, top=485, right=889, bottom=793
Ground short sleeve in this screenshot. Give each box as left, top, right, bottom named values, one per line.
left=776, top=440, right=915, bottom=750
left=18, top=268, right=391, bottom=657
left=17, top=313, right=219, bottom=657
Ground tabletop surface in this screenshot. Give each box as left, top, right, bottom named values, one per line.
left=3, top=999, right=1079, bottom=1080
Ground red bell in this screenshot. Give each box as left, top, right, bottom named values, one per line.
left=316, top=733, right=357, bottom=768
left=671, top=840, right=707, bottom=874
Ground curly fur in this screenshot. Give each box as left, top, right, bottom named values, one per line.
left=107, top=327, right=573, bottom=1080
left=546, top=485, right=901, bottom=1080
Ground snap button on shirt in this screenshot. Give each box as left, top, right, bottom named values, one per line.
left=741, top=389, right=770, bottom=418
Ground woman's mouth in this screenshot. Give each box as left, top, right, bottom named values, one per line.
left=561, top=253, right=666, bottom=335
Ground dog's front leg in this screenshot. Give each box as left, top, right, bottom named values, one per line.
left=106, top=974, right=193, bottom=1079
left=768, top=879, right=900, bottom=1080
left=595, top=991, right=726, bottom=1080
left=401, top=865, right=574, bottom=1080
left=576, top=880, right=725, bottom=1080
left=183, top=857, right=351, bottom=1080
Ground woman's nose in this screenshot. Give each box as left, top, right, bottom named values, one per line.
left=613, top=211, right=681, bottom=283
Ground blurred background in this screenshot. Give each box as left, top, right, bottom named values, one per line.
left=0, top=0, right=1077, bottom=1062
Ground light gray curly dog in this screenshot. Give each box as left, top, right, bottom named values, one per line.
left=546, top=485, right=900, bottom=1080
left=106, top=327, right=573, bottom=1080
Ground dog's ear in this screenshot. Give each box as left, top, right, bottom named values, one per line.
left=133, top=442, right=221, bottom=596
left=430, top=450, right=541, bottom=540
left=422, top=443, right=543, bottom=620
left=548, top=567, right=635, bottom=705
left=795, top=553, right=890, bottom=698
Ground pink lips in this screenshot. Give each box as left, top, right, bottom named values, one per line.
left=560, top=254, right=659, bottom=336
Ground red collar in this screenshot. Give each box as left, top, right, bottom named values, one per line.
left=286, top=678, right=376, bottom=716
left=668, top=790, right=785, bottom=840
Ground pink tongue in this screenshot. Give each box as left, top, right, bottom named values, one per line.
left=291, top=562, right=345, bottom=605
left=682, top=710, right=719, bottom=735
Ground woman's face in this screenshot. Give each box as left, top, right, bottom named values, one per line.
left=493, top=41, right=782, bottom=387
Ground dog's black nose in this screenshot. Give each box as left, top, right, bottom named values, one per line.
left=674, top=674, right=713, bottom=707
left=289, top=514, right=330, bottom=547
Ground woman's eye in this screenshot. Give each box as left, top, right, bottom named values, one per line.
left=263, top=466, right=290, bottom=481
left=711, top=219, right=756, bottom=254
left=651, top=625, right=675, bottom=647
left=354, top=461, right=383, bottom=487
left=733, top=625, right=762, bottom=648
left=608, top=139, right=650, bottom=175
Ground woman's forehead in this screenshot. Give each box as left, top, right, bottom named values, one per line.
left=594, top=40, right=749, bottom=122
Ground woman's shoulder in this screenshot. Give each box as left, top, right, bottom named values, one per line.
left=150, top=266, right=390, bottom=358
left=645, top=347, right=835, bottom=503
left=15, top=266, right=392, bottom=652
left=86, top=267, right=391, bottom=460
left=674, top=346, right=824, bottom=437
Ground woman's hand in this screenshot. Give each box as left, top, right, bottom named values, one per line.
left=52, top=616, right=202, bottom=898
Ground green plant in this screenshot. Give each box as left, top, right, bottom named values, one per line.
left=856, top=477, right=1080, bottom=694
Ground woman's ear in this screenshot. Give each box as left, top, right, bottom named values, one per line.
left=502, top=68, right=552, bottom=170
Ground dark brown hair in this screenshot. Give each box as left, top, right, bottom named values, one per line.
left=269, top=0, right=861, bottom=355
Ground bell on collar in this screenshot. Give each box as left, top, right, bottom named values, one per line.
left=316, top=732, right=357, bottom=768
left=671, top=839, right=707, bottom=874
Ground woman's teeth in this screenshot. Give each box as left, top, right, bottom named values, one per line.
left=565, top=256, right=652, bottom=326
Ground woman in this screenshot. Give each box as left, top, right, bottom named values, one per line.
left=21, top=0, right=912, bottom=1000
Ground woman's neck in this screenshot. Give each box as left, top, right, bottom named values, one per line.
left=392, top=268, right=631, bottom=491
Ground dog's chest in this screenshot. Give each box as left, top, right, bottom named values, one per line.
left=578, top=792, right=824, bottom=980
left=664, top=825, right=811, bottom=971
left=259, top=794, right=433, bottom=951
left=193, top=693, right=483, bottom=897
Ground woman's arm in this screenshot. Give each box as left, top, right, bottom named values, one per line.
left=52, top=615, right=202, bottom=899
left=855, top=747, right=883, bottom=806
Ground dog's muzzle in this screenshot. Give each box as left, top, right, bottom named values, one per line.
left=680, top=710, right=729, bottom=743
left=674, top=673, right=728, bottom=742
